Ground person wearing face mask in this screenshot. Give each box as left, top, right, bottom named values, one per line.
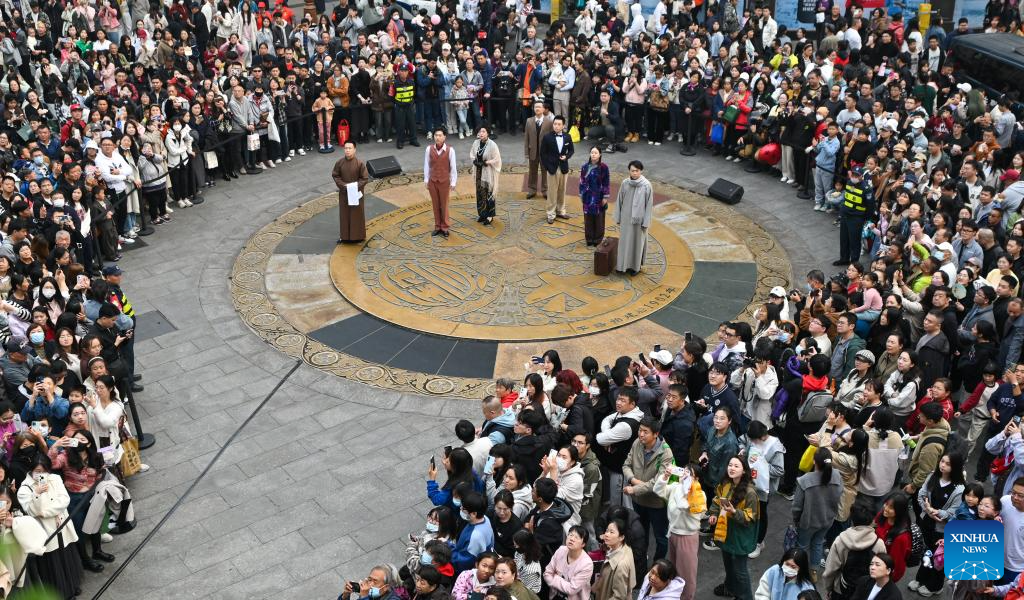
left=753, top=548, right=816, bottom=600
left=541, top=444, right=585, bottom=528
left=165, top=117, right=197, bottom=208
left=834, top=165, right=876, bottom=267
left=405, top=506, right=457, bottom=576
left=452, top=491, right=495, bottom=573
left=342, top=564, right=402, bottom=600
left=17, top=453, right=82, bottom=599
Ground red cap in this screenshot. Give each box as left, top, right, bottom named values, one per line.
left=70, top=103, right=83, bottom=111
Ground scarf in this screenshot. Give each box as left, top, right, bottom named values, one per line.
left=621, top=175, right=651, bottom=225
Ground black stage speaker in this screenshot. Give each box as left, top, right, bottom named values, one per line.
left=708, top=178, right=744, bottom=205
left=367, top=156, right=403, bottom=178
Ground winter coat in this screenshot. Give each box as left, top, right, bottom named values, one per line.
left=542, top=546, right=594, bottom=600
left=622, top=439, right=673, bottom=508
left=793, top=468, right=843, bottom=530
left=916, top=473, right=964, bottom=534
left=653, top=475, right=706, bottom=536
left=593, top=545, right=635, bottom=600
left=554, top=464, right=585, bottom=529
left=16, top=473, right=79, bottom=553
left=821, top=525, right=887, bottom=594
left=755, top=564, right=816, bottom=600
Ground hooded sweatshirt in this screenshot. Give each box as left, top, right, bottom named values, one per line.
left=821, top=525, right=887, bottom=594
left=636, top=576, right=686, bottom=600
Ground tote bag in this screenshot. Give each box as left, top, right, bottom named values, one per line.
left=723, top=105, right=740, bottom=123
left=710, top=122, right=725, bottom=145
left=247, top=133, right=261, bottom=151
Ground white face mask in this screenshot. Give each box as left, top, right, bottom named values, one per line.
left=782, top=565, right=799, bottom=578
left=42, top=287, right=56, bottom=299
left=173, top=124, right=182, bottom=132
left=556, top=457, right=568, bottom=471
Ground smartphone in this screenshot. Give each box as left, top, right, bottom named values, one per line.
left=547, top=448, right=558, bottom=462
left=1014, top=416, right=1022, bottom=425
left=429, top=456, right=435, bottom=469
left=637, top=352, right=649, bottom=365
left=0, top=500, right=6, bottom=510
left=654, top=344, right=661, bottom=353
left=35, top=474, right=46, bottom=484
left=669, top=465, right=688, bottom=477
left=66, top=438, right=79, bottom=447
left=531, top=356, right=543, bottom=364
left=349, top=582, right=361, bottom=592
left=684, top=331, right=692, bottom=342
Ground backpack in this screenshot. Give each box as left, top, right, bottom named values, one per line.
left=906, top=522, right=926, bottom=567
left=921, top=431, right=969, bottom=464
left=836, top=543, right=878, bottom=600
left=798, top=390, right=834, bottom=423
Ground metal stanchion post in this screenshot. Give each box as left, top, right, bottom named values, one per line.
left=125, top=387, right=156, bottom=450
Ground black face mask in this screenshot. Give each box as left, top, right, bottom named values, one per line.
left=18, top=446, right=36, bottom=457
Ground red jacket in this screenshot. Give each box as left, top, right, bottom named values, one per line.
left=726, top=90, right=753, bottom=130
left=958, top=380, right=1002, bottom=413
left=875, top=519, right=911, bottom=582
left=905, top=395, right=954, bottom=434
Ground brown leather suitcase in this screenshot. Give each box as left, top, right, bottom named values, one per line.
left=594, top=237, right=618, bottom=276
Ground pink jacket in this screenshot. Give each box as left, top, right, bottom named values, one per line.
left=451, top=568, right=495, bottom=600
left=542, top=546, right=594, bottom=600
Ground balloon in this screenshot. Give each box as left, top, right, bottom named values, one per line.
left=430, top=14, right=441, bottom=25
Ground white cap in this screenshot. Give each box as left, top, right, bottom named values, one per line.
left=883, top=118, right=900, bottom=131
left=937, top=241, right=955, bottom=253
left=650, top=350, right=674, bottom=365
left=769, top=285, right=787, bottom=298
left=957, top=82, right=972, bottom=93
left=911, top=117, right=926, bottom=129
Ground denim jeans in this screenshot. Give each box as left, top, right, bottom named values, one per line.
left=813, top=166, right=834, bottom=208
left=722, top=551, right=753, bottom=600
left=797, top=524, right=830, bottom=568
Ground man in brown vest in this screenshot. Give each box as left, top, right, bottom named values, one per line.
left=332, top=141, right=370, bottom=243
left=523, top=101, right=552, bottom=199
left=423, top=128, right=458, bottom=238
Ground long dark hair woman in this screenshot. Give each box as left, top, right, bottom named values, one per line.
left=48, top=429, right=115, bottom=572
left=910, top=452, right=965, bottom=595
left=16, top=453, right=83, bottom=598
left=427, top=447, right=482, bottom=512
left=873, top=492, right=913, bottom=582
left=708, top=455, right=759, bottom=600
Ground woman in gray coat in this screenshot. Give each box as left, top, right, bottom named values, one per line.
left=792, top=447, right=843, bottom=573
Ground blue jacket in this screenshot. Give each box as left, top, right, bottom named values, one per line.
left=513, top=64, right=544, bottom=97
left=481, top=408, right=516, bottom=445
left=426, top=473, right=485, bottom=510
left=814, top=136, right=841, bottom=172
left=21, top=394, right=70, bottom=433
left=757, top=564, right=816, bottom=600
left=452, top=518, right=494, bottom=573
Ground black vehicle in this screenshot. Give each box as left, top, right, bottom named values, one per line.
left=948, top=33, right=1024, bottom=103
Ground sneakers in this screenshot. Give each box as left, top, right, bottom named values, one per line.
left=908, top=581, right=921, bottom=592
left=702, top=540, right=719, bottom=551
left=298, top=148, right=307, bottom=156
left=814, top=205, right=826, bottom=211
left=377, top=138, right=383, bottom=143
left=275, top=158, right=283, bottom=164
left=459, top=133, right=465, bottom=139
left=101, top=533, right=113, bottom=543
left=748, top=542, right=764, bottom=559
left=139, top=463, right=151, bottom=473
left=289, top=149, right=295, bottom=157
left=165, top=205, right=174, bottom=214
left=918, top=587, right=939, bottom=598
left=119, top=236, right=134, bottom=245
left=284, top=156, right=292, bottom=162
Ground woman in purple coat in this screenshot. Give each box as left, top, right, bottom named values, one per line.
left=579, top=146, right=610, bottom=246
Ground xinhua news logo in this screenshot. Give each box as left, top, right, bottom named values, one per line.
left=944, top=520, right=1005, bottom=581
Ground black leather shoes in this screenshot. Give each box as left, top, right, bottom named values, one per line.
left=93, top=550, right=116, bottom=563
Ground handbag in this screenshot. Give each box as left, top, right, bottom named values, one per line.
left=650, top=90, right=669, bottom=111
left=203, top=150, right=219, bottom=169
left=799, top=444, right=817, bottom=472
left=723, top=104, right=740, bottom=123
left=710, top=121, right=725, bottom=145
left=568, top=125, right=581, bottom=143
left=783, top=525, right=799, bottom=551
left=119, top=416, right=142, bottom=478
left=247, top=132, right=261, bottom=151
left=336, top=119, right=350, bottom=145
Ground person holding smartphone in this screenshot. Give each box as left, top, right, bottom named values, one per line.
left=706, top=455, right=759, bottom=600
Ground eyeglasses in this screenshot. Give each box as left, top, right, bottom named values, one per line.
left=724, top=332, right=737, bottom=338
left=1010, top=491, right=1024, bottom=499
left=571, top=440, right=588, bottom=447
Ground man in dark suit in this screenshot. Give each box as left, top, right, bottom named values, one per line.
left=587, top=90, right=624, bottom=152
left=540, top=115, right=574, bottom=224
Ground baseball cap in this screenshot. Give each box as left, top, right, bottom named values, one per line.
left=649, top=349, right=674, bottom=365
left=4, top=337, right=29, bottom=354
left=956, top=82, right=972, bottom=93
left=769, top=286, right=786, bottom=298
left=70, top=103, right=83, bottom=111
left=937, top=241, right=954, bottom=254
left=102, top=265, right=123, bottom=277
left=911, top=117, right=926, bottom=129
left=893, top=142, right=907, bottom=153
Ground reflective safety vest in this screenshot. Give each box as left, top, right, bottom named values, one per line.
left=843, top=183, right=868, bottom=212
left=394, top=81, right=415, bottom=103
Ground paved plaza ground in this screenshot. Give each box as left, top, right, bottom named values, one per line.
left=84, top=137, right=844, bottom=599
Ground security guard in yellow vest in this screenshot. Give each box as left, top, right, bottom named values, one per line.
left=835, top=165, right=875, bottom=267
left=103, top=265, right=144, bottom=392
left=392, top=68, right=419, bottom=150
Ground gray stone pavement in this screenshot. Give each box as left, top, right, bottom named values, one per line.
left=83, top=136, right=844, bottom=599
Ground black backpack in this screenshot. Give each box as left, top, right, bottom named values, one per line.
left=921, top=431, right=969, bottom=463
left=836, top=540, right=878, bottom=600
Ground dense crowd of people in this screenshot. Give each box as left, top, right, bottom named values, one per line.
left=0, top=0, right=1023, bottom=595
